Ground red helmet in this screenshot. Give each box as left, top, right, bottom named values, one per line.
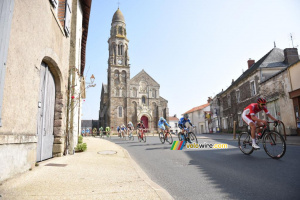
left=257, top=98, right=266, bottom=104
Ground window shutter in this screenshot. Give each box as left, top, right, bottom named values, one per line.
left=50, top=0, right=58, bottom=8
left=64, top=0, right=72, bottom=36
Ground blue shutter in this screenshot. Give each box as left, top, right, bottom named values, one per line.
left=0, top=0, right=15, bottom=126
left=64, top=0, right=72, bottom=36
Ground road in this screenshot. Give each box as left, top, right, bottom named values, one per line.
left=108, top=134, right=300, bottom=200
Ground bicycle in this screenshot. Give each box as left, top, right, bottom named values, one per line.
left=159, top=129, right=173, bottom=144
left=178, top=127, right=198, bottom=145
left=106, top=131, right=111, bottom=139
left=238, top=121, right=286, bottom=159
left=99, top=130, right=103, bottom=138
left=137, top=128, right=146, bottom=142
left=127, top=128, right=134, bottom=141
left=120, top=129, right=126, bottom=140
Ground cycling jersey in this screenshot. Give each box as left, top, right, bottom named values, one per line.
left=105, top=127, right=110, bottom=132
left=178, top=117, right=192, bottom=128
left=243, top=103, right=269, bottom=120
left=137, top=122, right=145, bottom=129
left=158, top=118, right=170, bottom=130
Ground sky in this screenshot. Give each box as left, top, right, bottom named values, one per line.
left=82, top=0, right=300, bottom=120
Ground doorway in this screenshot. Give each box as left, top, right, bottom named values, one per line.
left=36, top=62, right=55, bottom=161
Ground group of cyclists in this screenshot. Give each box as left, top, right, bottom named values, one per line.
left=116, top=120, right=147, bottom=139
left=93, top=97, right=280, bottom=149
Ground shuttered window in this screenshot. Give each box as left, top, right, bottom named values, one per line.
left=64, top=0, right=72, bottom=36
left=50, top=0, right=58, bottom=8
left=0, top=0, right=15, bottom=126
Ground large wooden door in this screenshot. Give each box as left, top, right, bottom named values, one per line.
left=36, top=63, right=55, bottom=161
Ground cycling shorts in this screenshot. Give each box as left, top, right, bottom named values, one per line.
left=159, top=125, right=166, bottom=130
left=242, top=110, right=258, bottom=125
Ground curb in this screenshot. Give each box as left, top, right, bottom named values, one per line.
left=103, top=139, right=174, bottom=200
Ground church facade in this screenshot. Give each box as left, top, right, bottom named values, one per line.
left=99, top=8, right=169, bottom=132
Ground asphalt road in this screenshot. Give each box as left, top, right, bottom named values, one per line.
left=109, top=134, right=300, bottom=200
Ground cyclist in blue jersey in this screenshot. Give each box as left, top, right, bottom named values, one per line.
left=158, top=117, right=171, bottom=134
left=178, top=114, right=195, bottom=142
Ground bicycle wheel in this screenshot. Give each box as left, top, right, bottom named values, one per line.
left=142, top=134, right=146, bottom=142
left=188, top=132, right=198, bottom=144
left=159, top=132, right=165, bottom=144
left=166, top=133, right=173, bottom=144
left=238, top=132, right=254, bottom=155
left=263, top=131, right=286, bottom=159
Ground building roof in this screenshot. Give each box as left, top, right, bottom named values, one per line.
left=223, top=47, right=287, bottom=94
left=169, top=116, right=179, bottom=121
left=80, top=0, right=92, bottom=76
left=183, top=103, right=210, bottom=114
left=130, top=69, right=160, bottom=87
left=102, top=83, right=108, bottom=93
left=112, top=8, right=125, bottom=23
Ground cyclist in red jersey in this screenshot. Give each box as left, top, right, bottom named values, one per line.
left=242, top=98, right=280, bottom=149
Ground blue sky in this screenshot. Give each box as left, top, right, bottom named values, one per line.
left=82, top=0, right=300, bottom=120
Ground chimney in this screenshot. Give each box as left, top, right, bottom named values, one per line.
left=207, top=97, right=212, bottom=103
left=232, top=79, right=234, bottom=84
left=284, top=48, right=299, bottom=65
left=247, top=59, right=255, bottom=69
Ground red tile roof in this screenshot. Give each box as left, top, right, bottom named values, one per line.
left=169, top=117, right=179, bottom=121
left=183, top=103, right=210, bottom=114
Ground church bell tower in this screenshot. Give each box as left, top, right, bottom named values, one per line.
left=107, top=8, right=130, bottom=128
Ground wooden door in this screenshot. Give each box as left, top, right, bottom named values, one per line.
left=36, top=63, right=55, bottom=161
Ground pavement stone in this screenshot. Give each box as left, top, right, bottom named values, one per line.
left=0, top=137, right=173, bottom=200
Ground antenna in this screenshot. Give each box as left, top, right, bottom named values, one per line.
left=290, top=33, right=294, bottom=48
left=274, top=41, right=276, bottom=48
left=117, top=0, right=120, bottom=9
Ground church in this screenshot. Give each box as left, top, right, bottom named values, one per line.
left=99, top=8, right=169, bottom=132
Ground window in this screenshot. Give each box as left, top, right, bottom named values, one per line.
left=152, top=89, right=156, bottom=98
left=175, top=123, right=178, bottom=128
left=142, top=96, right=146, bottom=104
left=236, top=90, right=240, bottom=103
left=64, top=0, right=72, bottom=36
left=132, top=88, right=137, bottom=97
left=118, top=106, right=123, bottom=117
left=50, top=0, right=58, bottom=13
left=227, top=95, right=231, bottom=108
left=250, top=81, right=256, bottom=96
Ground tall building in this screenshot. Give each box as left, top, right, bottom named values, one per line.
left=99, top=8, right=169, bottom=132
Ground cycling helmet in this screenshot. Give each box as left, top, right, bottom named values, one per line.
left=184, top=114, right=189, bottom=119
left=160, top=117, right=164, bottom=121
left=257, top=98, right=266, bottom=104
left=140, top=120, right=143, bottom=123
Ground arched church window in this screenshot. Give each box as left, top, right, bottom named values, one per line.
left=121, top=71, right=126, bottom=83
left=119, top=26, right=123, bottom=35
left=132, top=88, right=137, bottom=97
left=118, top=106, right=123, bottom=117
left=142, top=96, right=146, bottom=104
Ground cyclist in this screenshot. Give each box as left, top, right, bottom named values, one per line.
left=178, top=114, right=195, bottom=143
left=242, top=97, right=280, bottom=149
left=92, top=127, right=97, bottom=136
left=137, top=120, right=145, bottom=136
left=105, top=126, right=110, bottom=137
left=120, top=124, right=127, bottom=138
left=99, top=126, right=103, bottom=137
left=117, top=126, right=121, bottom=137
left=127, top=121, right=134, bottom=136
left=158, top=117, right=171, bottom=138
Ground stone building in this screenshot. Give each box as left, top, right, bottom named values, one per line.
left=219, top=47, right=299, bottom=134
left=0, top=0, right=91, bottom=182
left=99, top=9, right=169, bottom=132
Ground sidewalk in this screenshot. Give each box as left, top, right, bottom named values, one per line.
left=0, top=137, right=173, bottom=200
left=197, top=132, right=300, bottom=145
